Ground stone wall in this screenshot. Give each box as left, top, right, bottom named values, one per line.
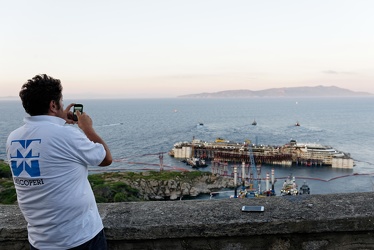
left=1, top=192, right=374, bottom=249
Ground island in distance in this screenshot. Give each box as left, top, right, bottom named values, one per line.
left=178, top=85, right=373, bottom=98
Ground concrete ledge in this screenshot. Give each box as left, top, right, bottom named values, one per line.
left=2, top=192, right=374, bottom=249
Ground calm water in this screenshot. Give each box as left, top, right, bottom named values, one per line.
left=1, top=97, right=374, bottom=195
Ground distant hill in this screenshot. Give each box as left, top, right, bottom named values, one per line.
left=0, top=96, right=18, bottom=100
left=178, top=86, right=373, bottom=98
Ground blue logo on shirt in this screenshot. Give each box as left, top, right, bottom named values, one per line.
left=10, top=139, right=41, bottom=177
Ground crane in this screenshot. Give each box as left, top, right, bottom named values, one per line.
left=248, top=143, right=259, bottom=193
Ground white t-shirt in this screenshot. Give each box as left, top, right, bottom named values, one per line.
left=6, top=115, right=106, bottom=249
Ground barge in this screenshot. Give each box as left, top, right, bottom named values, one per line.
left=169, top=138, right=354, bottom=169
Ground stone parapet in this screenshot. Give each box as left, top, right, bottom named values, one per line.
left=1, top=192, right=374, bottom=249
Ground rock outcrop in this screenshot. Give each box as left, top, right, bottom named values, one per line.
left=120, top=173, right=236, bottom=200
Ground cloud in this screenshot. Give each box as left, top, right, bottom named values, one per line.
left=323, top=70, right=338, bottom=74
left=157, top=72, right=259, bottom=81
left=322, top=70, right=357, bottom=75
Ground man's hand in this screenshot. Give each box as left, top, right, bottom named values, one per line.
left=64, top=103, right=76, bottom=124
left=75, top=110, right=94, bottom=132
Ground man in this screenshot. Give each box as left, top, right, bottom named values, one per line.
left=6, top=74, right=112, bottom=249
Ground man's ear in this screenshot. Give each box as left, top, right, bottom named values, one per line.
left=49, top=100, right=58, bottom=114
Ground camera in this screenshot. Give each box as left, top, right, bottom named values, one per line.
left=73, top=104, right=83, bottom=121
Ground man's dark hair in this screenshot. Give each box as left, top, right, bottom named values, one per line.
left=19, top=74, right=63, bottom=116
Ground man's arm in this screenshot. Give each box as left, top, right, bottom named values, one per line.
left=76, top=110, right=113, bottom=166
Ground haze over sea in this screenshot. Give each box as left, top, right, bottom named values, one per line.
left=1, top=97, right=373, bottom=196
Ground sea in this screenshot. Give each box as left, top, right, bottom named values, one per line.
left=1, top=97, right=374, bottom=197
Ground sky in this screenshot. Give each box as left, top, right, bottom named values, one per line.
left=1, top=0, right=374, bottom=99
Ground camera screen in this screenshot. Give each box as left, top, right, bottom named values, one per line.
left=74, top=107, right=82, bottom=114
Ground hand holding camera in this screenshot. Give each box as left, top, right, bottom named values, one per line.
left=73, top=104, right=95, bottom=134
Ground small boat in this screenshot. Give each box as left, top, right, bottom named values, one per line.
left=280, top=175, right=299, bottom=196
left=231, top=185, right=249, bottom=199
left=299, top=181, right=310, bottom=195
left=186, top=158, right=208, bottom=168
left=295, top=121, right=300, bottom=126
left=251, top=119, right=257, bottom=126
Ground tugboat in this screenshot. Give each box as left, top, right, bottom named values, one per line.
left=299, top=181, right=310, bottom=195
left=186, top=158, right=208, bottom=168
left=280, top=174, right=299, bottom=196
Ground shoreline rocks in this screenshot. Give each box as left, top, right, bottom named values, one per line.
left=119, top=172, right=236, bottom=200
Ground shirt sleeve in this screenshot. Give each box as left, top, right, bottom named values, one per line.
left=64, top=126, right=107, bottom=166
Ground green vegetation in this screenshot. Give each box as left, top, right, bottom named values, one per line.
left=88, top=170, right=209, bottom=203
left=0, top=160, right=17, bottom=204
left=0, top=161, right=12, bottom=178
left=88, top=174, right=141, bottom=203
left=0, top=160, right=208, bottom=204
